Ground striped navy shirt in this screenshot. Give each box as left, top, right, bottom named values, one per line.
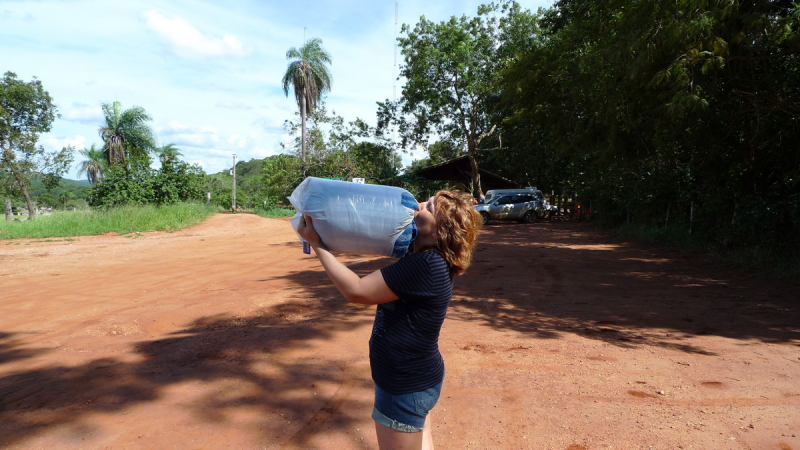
left=372, top=250, right=453, bottom=394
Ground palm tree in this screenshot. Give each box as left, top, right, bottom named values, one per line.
left=154, top=143, right=183, bottom=165
left=76, top=143, right=107, bottom=185
left=281, top=37, right=332, bottom=171
left=58, top=189, right=72, bottom=209
left=99, top=101, right=156, bottom=168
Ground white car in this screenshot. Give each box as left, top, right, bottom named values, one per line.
left=475, top=192, right=544, bottom=224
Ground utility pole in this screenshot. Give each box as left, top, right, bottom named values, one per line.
left=232, top=153, right=237, bottom=211
left=393, top=0, right=399, bottom=142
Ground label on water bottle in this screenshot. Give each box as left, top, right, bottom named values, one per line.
left=303, top=240, right=310, bottom=254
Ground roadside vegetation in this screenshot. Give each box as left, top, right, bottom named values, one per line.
left=0, top=203, right=219, bottom=240
left=254, top=205, right=296, bottom=220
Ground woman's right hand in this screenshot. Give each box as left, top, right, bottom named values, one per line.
left=297, top=214, right=325, bottom=250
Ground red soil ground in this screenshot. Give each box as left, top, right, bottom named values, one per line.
left=0, top=214, right=798, bottom=449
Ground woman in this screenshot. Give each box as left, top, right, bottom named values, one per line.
left=297, top=190, right=481, bottom=450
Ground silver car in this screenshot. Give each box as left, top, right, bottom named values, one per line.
left=475, top=193, right=542, bottom=224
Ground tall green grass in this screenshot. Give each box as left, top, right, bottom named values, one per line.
left=254, top=205, right=296, bottom=219
left=0, top=203, right=221, bottom=240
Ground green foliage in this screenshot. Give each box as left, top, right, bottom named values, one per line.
left=153, top=154, right=205, bottom=205
left=76, top=143, right=107, bottom=185
left=99, top=101, right=156, bottom=167
left=205, top=157, right=273, bottom=209
left=282, top=37, right=333, bottom=166
left=349, top=142, right=401, bottom=184
left=36, top=192, right=57, bottom=208
left=1, top=71, right=75, bottom=218
left=262, top=154, right=303, bottom=206
left=88, top=163, right=155, bottom=207
left=378, top=0, right=541, bottom=196
left=282, top=37, right=333, bottom=115
left=277, top=103, right=403, bottom=190
left=89, top=157, right=205, bottom=208
left=205, top=174, right=231, bottom=209
left=426, top=140, right=464, bottom=165
left=496, top=0, right=800, bottom=268
left=154, top=143, right=182, bottom=165
left=254, top=204, right=296, bottom=219
left=0, top=203, right=220, bottom=239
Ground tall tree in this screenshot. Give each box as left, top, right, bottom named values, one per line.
left=500, top=0, right=800, bottom=253
left=281, top=37, right=333, bottom=172
left=99, top=101, right=156, bottom=168
left=281, top=103, right=401, bottom=183
left=349, top=141, right=401, bottom=184
left=76, top=143, right=106, bottom=185
left=378, top=0, right=540, bottom=197
left=0, top=72, right=74, bottom=219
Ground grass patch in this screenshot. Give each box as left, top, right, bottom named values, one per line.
left=0, top=203, right=221, bottom=240
left=254, top=205, right=296, bottom=219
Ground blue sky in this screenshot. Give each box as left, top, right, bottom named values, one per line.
left=2, top=0, right=552, bottom=180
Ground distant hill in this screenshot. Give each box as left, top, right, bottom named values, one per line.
left=55, top=179, right=92, bottom=188
left=29, top=177, right=92, bottom=190
left=211, top=157, right=264, bottom=179
left=23, top=176, right=93, bottom=205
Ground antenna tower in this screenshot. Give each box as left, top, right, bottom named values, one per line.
left=393, top=0, right=398, bottom=102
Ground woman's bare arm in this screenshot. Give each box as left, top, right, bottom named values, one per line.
left=297, top=215, right=398, bottom=305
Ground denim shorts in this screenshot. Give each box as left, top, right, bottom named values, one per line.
left=371, top=380, right=443, bottom=433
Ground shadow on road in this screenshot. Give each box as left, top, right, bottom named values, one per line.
left=2, top=221, right=797, bottom=447
left=0, top=265, right=377, bottom=449
left=450, top=221, right=800, bottom=354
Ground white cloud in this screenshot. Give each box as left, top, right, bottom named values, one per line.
left=227, top=134, right=248, bottom=148
left=216, top=100, right=253, bottom=110
left=40, top=134, right=87, bottom=153
left=158, top=121, right=220, bottom=148
left=60, top=104, right=103, bottom=125
left=143, top=10, right=246, bottom=58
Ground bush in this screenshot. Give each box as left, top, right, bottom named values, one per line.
left=89, top=157, right=205, bottom=208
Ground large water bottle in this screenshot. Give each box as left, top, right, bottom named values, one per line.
left=288, top=177, right=418, bottom=257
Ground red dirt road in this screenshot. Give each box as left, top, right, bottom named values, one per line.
left=1, top=214, right=798, bottom=449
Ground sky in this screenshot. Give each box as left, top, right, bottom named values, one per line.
left=1, top=0, right=553, bottom=180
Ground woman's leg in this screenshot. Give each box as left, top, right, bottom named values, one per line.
left=422, top=413, right=434, bottom=450
left=375, top=422, right=423, bottom=450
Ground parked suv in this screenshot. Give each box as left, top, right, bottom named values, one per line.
left=475, top=188, right=546, bottom=224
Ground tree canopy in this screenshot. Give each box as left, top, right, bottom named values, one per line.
left=495, top=0, right=800, bottom=259
left=378, top=0, right=541, bottom=197
left=99, top=101, right=156, bottom=168
left=0, top=71, right=74, bottom=219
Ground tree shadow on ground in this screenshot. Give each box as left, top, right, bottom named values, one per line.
left=448, top=221, right=800, bottom=354
left=268, top=223, right=799, bottom=355
left=4, top=223, right=797, bottom=447
left=0, top=266, right=378, bottom=449
left=0, top=332, right=51, bottom=364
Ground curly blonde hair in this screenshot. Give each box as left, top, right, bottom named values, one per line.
left=433, top=190, right=482, bottom=276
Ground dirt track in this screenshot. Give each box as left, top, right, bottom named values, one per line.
left=0, top=213, right=798, bottom=449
